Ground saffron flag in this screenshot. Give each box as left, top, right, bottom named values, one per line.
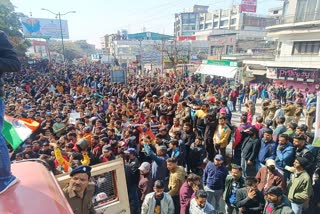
left=3, top=116, right=39, bottom=150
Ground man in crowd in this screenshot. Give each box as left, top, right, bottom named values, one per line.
left=203, top=154, right=228, bottom=213
left=223, top=165, right=245, bottom=214
left=141, top=180, right=175, bottom=214
left=189, top=190, right=215, bottom=214
left=275, top=134, right=295, bottom=180
left=257, top=129, right=277, bottom=169
left=167, top=157, right=186, bottom=214
left=288, top=157, right=313, bottom=214
left=179, top=173, right=201, bottom=214
left=264, top=186, right=294, bottom=214
left=63, top=165, right=96, bottom=214
left=235, top=176, right=265, bottom=214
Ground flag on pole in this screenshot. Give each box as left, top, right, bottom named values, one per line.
left=3, top=115, right=39, bottom=150
left=313, top=92, right=320, bottom=147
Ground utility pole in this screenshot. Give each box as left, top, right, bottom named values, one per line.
left=41, top=8, right=76, bottom=62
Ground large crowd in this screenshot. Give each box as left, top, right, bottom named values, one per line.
left=4, top=59, right=320, bottom=214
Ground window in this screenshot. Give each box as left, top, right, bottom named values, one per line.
left=213, top=22, right=219, bottom=27
left=231, top=18, right=237, bottom=25
left=205, top=23, right=212, bottom=29
left=273, top=10, right=279, bottom=14
left=220, top=20, right=229, bottom=26
left=292, top=41, right=320, bottom=55
left=200, top=24, right=204, bottom=29
left=92, top=171, right=118, bottom=207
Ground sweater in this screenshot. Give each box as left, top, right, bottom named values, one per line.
left=203, top=161, right=228, bottom=190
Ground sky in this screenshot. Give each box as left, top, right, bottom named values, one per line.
left=11, top=0, right=283, bottom=48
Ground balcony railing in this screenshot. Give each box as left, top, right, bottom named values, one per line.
left=277, top=12, right=320, bottom=24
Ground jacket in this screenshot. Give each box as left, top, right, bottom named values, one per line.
left=263, top=195, right=294, bottom=214
left=235, top=187, right=265, bottom=214
left=241, top=136, right=260, bottom=161
left=141, top=192, right=175, bottom=214
left=168, top=165, right=186, bottom=196
left=144, top=143, right=169, bottom=181
left=179, top=181, right=195, bottom=214
left=258, top=139, right=277, bottom=165
left=63, top=183, right=96, bottom=214
left=256, top=167, right=286, bottom=193
left=203, top=161, right=228, bottom=190
left=0, top=31, right=21, bottom=97
left=275, top=143, right=295, bottom=170
left=213, top=124, right=231, bottom=148
left=288, top=170, right=313, bottom=204
left=223, top=175, right=245, bottom=204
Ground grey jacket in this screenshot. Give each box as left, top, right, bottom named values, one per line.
left=263, top=195, right=294, bottom=214
left=141, top=192, right=175, bottom=214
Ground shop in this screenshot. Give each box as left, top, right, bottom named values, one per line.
left=266, top=67, right=320, bottom=92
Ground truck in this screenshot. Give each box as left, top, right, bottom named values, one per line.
left=0, top=158, right=130, bottom=214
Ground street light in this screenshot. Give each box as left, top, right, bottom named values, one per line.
left=41, top=8, right=76, bottom=62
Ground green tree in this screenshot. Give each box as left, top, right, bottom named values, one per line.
left=0, top=0, right=31, bottom=56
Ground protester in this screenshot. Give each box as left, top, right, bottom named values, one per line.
left=189, top=190, right=215, bottom=214
left=264, top=186, right=294, bottom=214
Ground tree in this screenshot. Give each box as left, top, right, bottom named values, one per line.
left=154, top=39, right=188, bottom=76
left=0, top=0, right=31, bottom=56
left=48, top=40, right=95, bottom=61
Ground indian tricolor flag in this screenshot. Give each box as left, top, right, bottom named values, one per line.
left=3, top=115, right=40, bottom=150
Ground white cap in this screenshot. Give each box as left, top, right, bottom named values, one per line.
left=138, top=162, right=151, bottom=171
left=266, top=159, right=276, bottom=167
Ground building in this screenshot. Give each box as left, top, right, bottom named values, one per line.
left=174, top=5, right=276, bottom=37
left=244, top=0, right=320, bottom=91
left=174, top=5, right=209, bottom=37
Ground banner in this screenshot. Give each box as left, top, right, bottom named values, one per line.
left=313, top=92, right=320, bottom=147
left=241, top=0, right=257, bottom=12
left=21, top=17, right=69, bottom=39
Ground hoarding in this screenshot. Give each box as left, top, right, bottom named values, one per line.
left=21, top=17, right=69, bottom=39
left=241, top=0, right=257, bottom=13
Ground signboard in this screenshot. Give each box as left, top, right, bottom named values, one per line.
left=202, top=60, right=241, bottom=67
left=313, top=92, right=320, bottom=147
left=276, top=68, right=318, bottom=82
left=21, top=17, right=69, bottom=39
left=266, top=68, right=277, bottom=79
left=110, top=70, right=127, bottom=84
left=177, top=36, right=196, bottom=41
left=241, top=0, right=257, bottom=13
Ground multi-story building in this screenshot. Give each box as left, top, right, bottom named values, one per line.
left=244, top=0, right=320, bottom=91
left=175, top=5, right=276, bottom=37
left=174, top=5, right=209, bottom=37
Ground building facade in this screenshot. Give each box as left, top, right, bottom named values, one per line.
left=245, top=0, right=320, bottom=91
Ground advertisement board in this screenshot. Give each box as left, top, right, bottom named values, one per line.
left=241, top=0, right=257, bottom=13
left=21, top=17, right=69, bottom=39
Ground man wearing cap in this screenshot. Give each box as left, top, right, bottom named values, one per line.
left=256, top=159, right=286, bottom=194
left=257, top=129, right=277, bottom=170
left=213, top=115, right=231, bottom=159
left=99, top=145, right=115, bottom=163
left=283, top=101, right=296, bottom=126
left=63, top=165, right=96, bottom=214
left=289, top=134, right=315, bottom=176
left=203, top=154, right=228, bottom=213
left=264, top=186, right=294, bottom=214
left=287, top=157, right=312, bottom=214
left=138, top=162, right=153, bottom=203
left=306, top=102, right=316, bottom=132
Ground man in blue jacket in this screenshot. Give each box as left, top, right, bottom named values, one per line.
left=275, top=134, right=295, bottom=180
left=203, top=154, right=228, bottom=213
left=257, top=129, right=277, bottom=170
left=0, top=31, right=21, bottom=194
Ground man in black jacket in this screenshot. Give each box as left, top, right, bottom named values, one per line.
left=0, top=31, right=21, bottom=194
left=235, top=177, right=265, bottom=214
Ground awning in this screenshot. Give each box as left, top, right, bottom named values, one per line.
left=195, top=64, right=238, bottom=78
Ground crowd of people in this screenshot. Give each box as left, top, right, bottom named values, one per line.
left=1, top=33, right=320, bottom=214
